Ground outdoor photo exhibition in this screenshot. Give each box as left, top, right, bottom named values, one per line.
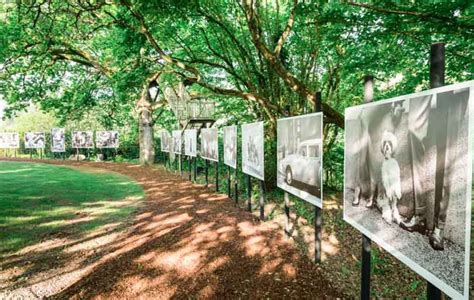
left=0, top=1, right=472, bottom=299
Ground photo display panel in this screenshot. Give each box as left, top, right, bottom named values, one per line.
left=172, top=130, right=182, bottom=154
left=200, top=128, right=218, bottom=162
left=184, top=129, right=197, bottom=157
left=161, top=131, right=171, bottom=152
left=277, top=113, right=323, bottom=207
left=71, top=131, right=94, bottom=148
left=51, top=128, right=65, bottom=152
left=343, top=80, right=473, bottom=300
left=223, top=125, right=237, bottom=169
left=24, top=132, right=46, bottom=149
left=96, top=131, right=119, bottom=148
left=0, top=132, right=20, bottom=149
left=241, top=121, right=264, bottom=180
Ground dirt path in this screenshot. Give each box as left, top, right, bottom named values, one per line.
left=1, top=160, right=344, bottom=299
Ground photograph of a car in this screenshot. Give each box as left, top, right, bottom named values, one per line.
left=277, top=113, right=323, bottom=207
left=242, top=121, right=264, bottom=180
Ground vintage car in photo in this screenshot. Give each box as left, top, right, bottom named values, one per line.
left=279, top=138, right=321, bottom=187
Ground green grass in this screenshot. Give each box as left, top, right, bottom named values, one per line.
left=0, top=161, right=144, bottom=254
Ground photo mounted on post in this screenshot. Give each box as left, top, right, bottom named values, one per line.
left=344, top=81, right=473, bottom=300
left=160, top=131, right=171, bottom=152
left=184, top=129, right=197, bottom=157
left=242, top=121, right=264, bottom=180
left=277, top=113, right=323, bottom=207
left=223, top=125, right=237, bottom=169
left=71, top=131, right=94, bottom=148
left=200, top=128, right=218, bottom=162
left=24, top=132, right=45, bottom=149
left=0, top=132, right=20, bottom=149
left=51, top=128, right=65, bottom=152
left=172, top=130, right=182, bottom=155
left=96, top=131, right=119, bottom=148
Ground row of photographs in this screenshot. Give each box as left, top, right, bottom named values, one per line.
left=0, top=129, right=119, bottom=151
left=161, top=81, right=473, bottom=300
left=161, top=115, right=323, bottom=209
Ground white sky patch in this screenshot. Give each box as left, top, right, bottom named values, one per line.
left=379, top=73, right=404, bottom=91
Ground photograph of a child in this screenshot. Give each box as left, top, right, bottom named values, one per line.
left=344, top=81, right=473, bottom=300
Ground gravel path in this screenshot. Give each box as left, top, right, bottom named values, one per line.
left=1, top=159, right=344, bottom=299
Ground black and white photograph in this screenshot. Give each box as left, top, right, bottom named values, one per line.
left=277, top=113, right=323, bottom=207
left=51, top=128, right=65, bottom=152
left=172, top=130, right=182, bottom=155
left=0, top=132, right=20, bottom=149
left=242, top=121, right=264, bottom=180
left=161, top=131, right=171, bottom=152
left=96, top=131, right=119, bottom=148
left=200, top=128, right=218, bottom=162
left=24, top=132, right=45, bottom=149
left=344, top=81, right=473, bottom=300
left=184, top=129, right=197, bottom=157
left=71, top=131, right=94, bottom=148
left=223, top=125, right=237, bottom=169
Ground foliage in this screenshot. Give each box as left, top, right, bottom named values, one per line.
left=0, top=1, right=472, bottom=183
left=0, top=161, right=144, bottom=254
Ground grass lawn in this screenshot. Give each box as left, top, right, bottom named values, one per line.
left=0, top=161, right=144, bottom=255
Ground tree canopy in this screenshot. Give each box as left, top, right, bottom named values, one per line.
left=0, top=0, right=473, bottom=163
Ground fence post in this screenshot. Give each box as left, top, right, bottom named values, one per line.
left=215, top=161, right=219, bottom=192
left=227, top=166, right=231, bottom=197
left=205, top=159, right=209, bottom=187
left=360, top=74, right=374, bottom=300
left=247, top=174, right=252, bottom=211
left=234, top=166, right=238, bottom=204
left=426, top=42, right=444, bottom=300
left=283, top=104, right=291, bottom=238
left=259, top=180, right=265, bottom=220
left=314, top=91, right=322, bottom=263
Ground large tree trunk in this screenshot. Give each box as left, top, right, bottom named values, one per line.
left=137, top=87, right=155, bottom=165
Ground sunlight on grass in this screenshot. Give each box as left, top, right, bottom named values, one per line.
left=0, top=161, right=145, bottom=254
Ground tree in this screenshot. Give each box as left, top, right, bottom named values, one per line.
left=1, top=0, right=472, bottom=168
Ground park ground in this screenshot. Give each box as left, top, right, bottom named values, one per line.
left=0, top=159, right=471, bottom=299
